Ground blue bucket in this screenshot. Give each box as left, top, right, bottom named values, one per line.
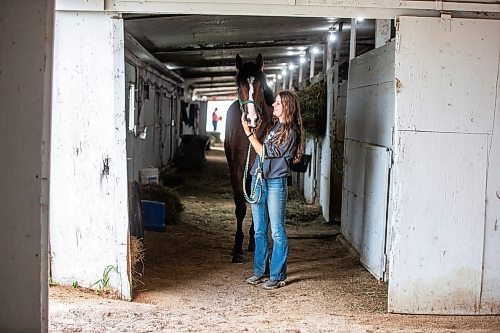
left=141, top=200, right=166, bottom=231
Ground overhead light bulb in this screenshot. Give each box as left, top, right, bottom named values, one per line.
left=357, top=17, right=365, bottom=23
left=281, top=69, right=287, bottom=76
left=328, top=33, right=336, bottom=42
left=277, top=74, right=283, bottom=80
left=288, top=64, right=295, bottom=71
left=299, top=57, right=306, bottom=64
left=312, top=47, right=320, bottom=54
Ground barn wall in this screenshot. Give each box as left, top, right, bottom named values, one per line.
left=0, top=1, right=53, bottom=331
left=388, top=16, right=500, bottom=314
left=124, top=52, right=182, bottom=182
left=50, top=11, right=131, bottom=299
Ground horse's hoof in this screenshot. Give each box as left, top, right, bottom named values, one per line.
left=232, top=254, right=246, bottom=264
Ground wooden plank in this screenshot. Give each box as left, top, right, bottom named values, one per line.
left=346, top=81, right=395, bottom=148
left=348, top=40, right=395, bottom=90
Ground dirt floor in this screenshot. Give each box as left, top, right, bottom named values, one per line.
left=49, top=146, right=500, bottom=332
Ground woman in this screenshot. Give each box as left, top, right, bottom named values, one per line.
left=241, top=90, right=304, bottom=290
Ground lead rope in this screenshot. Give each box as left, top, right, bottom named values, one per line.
left=243, top=141, right=264, bottom=204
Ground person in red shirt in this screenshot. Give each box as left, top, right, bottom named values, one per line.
left=212, top=108, right=221, bottom=132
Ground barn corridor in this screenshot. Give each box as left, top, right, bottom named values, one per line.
left=49, top=147, right=500, bottom=332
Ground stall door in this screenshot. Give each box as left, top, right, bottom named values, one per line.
left=388, top=16, right=499, bottom=314
left=342, top=41, right=395, bottom=281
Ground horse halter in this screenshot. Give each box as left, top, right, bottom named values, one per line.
left=238, top=77, right=262, bottom=128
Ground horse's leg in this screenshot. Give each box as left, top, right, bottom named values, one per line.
left=232, top=192, right=247, bottom=263
left=247, top=221, right=255, bottom=252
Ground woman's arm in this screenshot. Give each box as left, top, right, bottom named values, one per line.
left=241, top=115, right=264, bottom=156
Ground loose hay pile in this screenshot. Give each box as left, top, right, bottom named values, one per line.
left=130, top=235, right=145, bottom=290
left=140, top=183, right=183, bottom=225
left=286, top=186, right=322, bottom=225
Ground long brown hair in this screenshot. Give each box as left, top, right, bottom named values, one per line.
left=270, top=90, right=304, bottom=163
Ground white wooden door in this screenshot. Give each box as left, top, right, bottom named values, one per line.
left=388, top=16, right=500, bottom=314
left=360, top=145, right=391, bottom=280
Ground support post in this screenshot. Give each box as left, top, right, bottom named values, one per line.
left=350, top=18, right=357, bottom=60
left=309, top=51, right=316, bottom=79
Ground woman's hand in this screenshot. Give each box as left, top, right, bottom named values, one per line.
left=241, top=114, right=251, bottom=136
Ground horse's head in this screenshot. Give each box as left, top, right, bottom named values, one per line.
left=236, top=53, right=273, bottom=129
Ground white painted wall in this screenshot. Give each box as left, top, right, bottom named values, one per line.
left=388, top=16, right=500, bottom=314
left=0, top=1, right=53, bottom=330
left=342, top=41, right=395, bottom=280
left=50, top=11, right=131, bottom=299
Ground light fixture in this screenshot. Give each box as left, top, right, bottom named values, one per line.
left=288, top=64, right=295, bottom=71
left=312, top=46, right=320, bottom=54
left=299, top=56, right=306, bottom=64
left=267, top=80, right=274, bottom=86
left=277, top=74, right=283, bottom=80
left=272, top=77, right=277, bottom=82
left=328, top=31, right=336, bottom=42
left=357, top=17, right=365, bottom=23
left=281, top=69, right=287, bottom=76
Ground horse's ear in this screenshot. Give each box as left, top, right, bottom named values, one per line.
left=255, top=53, right=263, bottom=70
left=236, top=54, right=243, bottom=70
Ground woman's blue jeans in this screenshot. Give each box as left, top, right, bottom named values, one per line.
left=251, top=176, right=288, bottom=281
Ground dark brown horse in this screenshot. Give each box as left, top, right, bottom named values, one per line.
left=224, top=54, right=274, bottom=263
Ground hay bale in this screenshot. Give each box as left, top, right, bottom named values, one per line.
left=140, top=183, right=183, bottom=225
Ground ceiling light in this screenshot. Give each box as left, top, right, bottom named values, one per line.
left=277, top=74, right=283, bottom=80
left=281, top=69, right=287, bottom=76
left=357, top=17, right=365, bottom=23
left=328, top=32, right=336, bottom=42
left=288, top=64, right=295, bottom=71
left=312, top=47, right=320, bottom=54
left=299, top=57, right=306, bottom=64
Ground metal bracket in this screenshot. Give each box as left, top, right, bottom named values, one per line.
left=440, top=11, right=452, bottom=19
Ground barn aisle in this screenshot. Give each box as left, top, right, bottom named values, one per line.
left=49, top=146, right=500, bottom=332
